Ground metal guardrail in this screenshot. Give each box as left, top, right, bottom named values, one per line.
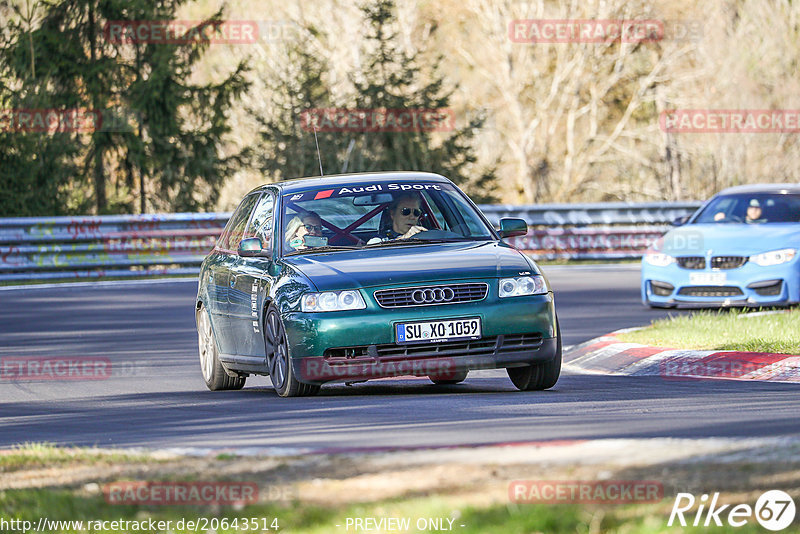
left=0, top=213, right=228, bottom=282
left=0, top=202, right=702, bottom=282
left=479, top=202, right=702, bottom=226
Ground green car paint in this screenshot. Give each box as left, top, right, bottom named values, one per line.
left=196, top=172, right=560, bottom=396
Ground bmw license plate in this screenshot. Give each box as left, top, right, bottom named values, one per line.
left=396, top=318, right=481, bottom=344
left=689, top=272, right=727, bottom=285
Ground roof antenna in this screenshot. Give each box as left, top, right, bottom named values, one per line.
left=313, top=124, right=324, bottom=176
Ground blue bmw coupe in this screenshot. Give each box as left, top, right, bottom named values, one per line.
left=642, top=184, right=800, bottom=308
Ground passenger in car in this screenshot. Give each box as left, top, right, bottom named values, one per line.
left=285, top=211, right=324, bottom=250
left=367, top=193, right=428, bottom=244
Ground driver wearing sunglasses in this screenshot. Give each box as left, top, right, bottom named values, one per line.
left=285, top=211, right=324, bottom=250
left=367, top=193, right=427, bottom=244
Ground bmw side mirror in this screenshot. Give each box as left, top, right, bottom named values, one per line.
left=238, top=237, right=270, bottom=257
left=672, top=215, right=690, bottom=226
left=499, top=218, right=528, bottom=238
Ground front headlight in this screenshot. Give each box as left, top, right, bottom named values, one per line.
left=643, top=253, right=676, bottom=267
left=499, top=276, right=547, bottom=297
left=301, top=290, right=366, bottom=312
left=749, top=248, right=796, bottom=266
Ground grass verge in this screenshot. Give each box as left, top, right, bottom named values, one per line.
left=616, top=309, right=800, bottom=354
left=0, top=488, right=771, bottom=534
left=0, top=443, right=159, bottom=473
left=2, top=443, right=796, bottom=533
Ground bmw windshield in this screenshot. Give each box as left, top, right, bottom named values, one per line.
left=280, top=181, right=495, bottom=256
left=693, top=193, right=800, bottom=224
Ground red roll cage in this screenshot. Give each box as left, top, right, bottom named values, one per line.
left=285, top=194, right=441, bottom=245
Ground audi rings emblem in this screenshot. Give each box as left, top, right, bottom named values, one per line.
left=411, top=287, right=456, bottom=304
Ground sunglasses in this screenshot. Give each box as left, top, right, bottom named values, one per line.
left=303, top=224, right=323, bottom=232
left=400, top=208, right=422, bottom=217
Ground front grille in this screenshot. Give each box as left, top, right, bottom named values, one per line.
left=711, top=256, right=747, bottom=269
left=677, top=286, right=744, bottom=297
left=323, top=333, right=543, bottom=362
left=677, top=256, right=705, bottom=269
left=374, top=283, right=488, bottom=308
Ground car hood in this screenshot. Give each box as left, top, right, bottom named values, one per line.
left=658, top=223, right=800, bottom=256
left=281, top=241, right=535, bottom=291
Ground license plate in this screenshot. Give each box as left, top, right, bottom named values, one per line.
left=689, top=272, right=727, bottom=285
left=396, top=318, right=481, bottom=344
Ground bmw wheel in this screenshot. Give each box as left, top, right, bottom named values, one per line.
left=507, top=318, right=562, bottom=391
left=197, top=304, right=246, bottom=391
left=264, top=305, right=319, bottom=397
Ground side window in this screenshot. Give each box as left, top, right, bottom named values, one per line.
left=218, top=193, right=259, bottom=251
left=246, top=193, right=275, bottom=249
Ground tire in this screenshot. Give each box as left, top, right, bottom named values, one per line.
left=197, top=305, right=246, bottom=391
left=507, top=318, right=562, bottom=391
left=429, top=369, right=468, bottom=385
left=264, top=305, right=320, bottom=397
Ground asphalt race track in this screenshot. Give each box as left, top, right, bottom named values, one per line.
left=1, top=265, right=799, bottom=451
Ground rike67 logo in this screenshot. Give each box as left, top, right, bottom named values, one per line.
left=669, top=491, right=796, bottom=531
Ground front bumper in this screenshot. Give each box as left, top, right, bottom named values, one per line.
left=282, top=284, right=557, bottom=384
left=641, top=259, right=800, bottom=307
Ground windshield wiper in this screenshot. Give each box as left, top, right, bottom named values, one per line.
left=364, top=238, right=427, bottom=248
left=418, top=237, right=479, bottom=243
left=364, top=237, right=475, bottom=248
left=284, top=245, right=360, bottom=256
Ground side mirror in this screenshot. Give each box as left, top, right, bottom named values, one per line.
left=238, top=237, right=270, bottom=257
left=499, top=218, right=528, bottom=238
left=672, top=215, right=690, bottom=226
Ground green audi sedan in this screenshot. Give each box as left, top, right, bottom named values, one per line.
left=196, top=172, right=560, bottom=397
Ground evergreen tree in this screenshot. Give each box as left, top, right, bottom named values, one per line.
left=256, top=0, right=497, bottom=202
left=125, top=4, right=250, bottom=212
left=254, top=41, right=342, bottom=180
left=350, top=0, right=497, bottom=202
left=0, top=0, right=249, bottom=215
left=0, top=0, right=86, bottom=216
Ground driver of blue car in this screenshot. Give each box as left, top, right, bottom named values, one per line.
left=367, top=193, right=427, bottom=244
left=745, top=198, right=767, bottom=223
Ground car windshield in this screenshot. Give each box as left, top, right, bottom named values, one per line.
left=693, top=193, right=800, bottom=224
left=280, top=181, right=494, bottom=256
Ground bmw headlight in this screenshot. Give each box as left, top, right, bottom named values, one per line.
left=499, top=276, right=547, bottom=297
left=301, top=290, right=366, bottom=312
left=643, top=253, right=676, bottom=267
left=749, top=248, right=796, bottom=266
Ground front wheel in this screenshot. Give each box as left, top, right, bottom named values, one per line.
left=264, top=305, right=319, bottom=397
left=197, top=305, right=246, bottom=391
left=507, top=319, right=562, bottom=391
